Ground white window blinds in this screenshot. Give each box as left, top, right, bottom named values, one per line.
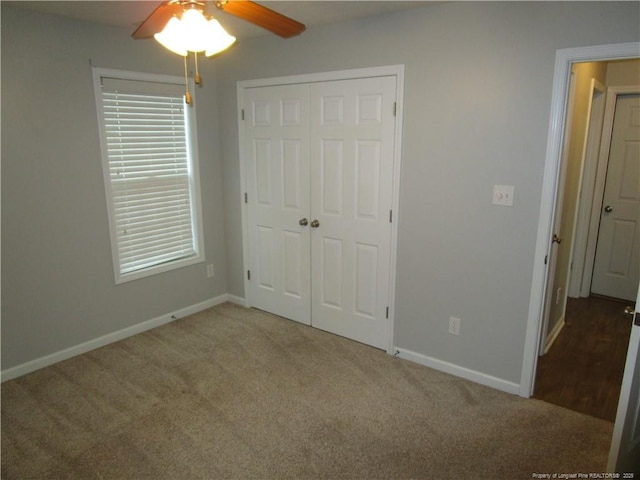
left=96, top=72, right=202, bottom=281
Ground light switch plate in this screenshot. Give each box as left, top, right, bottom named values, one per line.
left=493, top=185, right=514, bottom=206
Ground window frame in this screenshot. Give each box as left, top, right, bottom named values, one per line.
left=92, top=67, right=205, bottom=284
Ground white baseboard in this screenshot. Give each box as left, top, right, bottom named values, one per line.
left=394, top=347, right=521, bottom=396
left=543, top=315, right=565, bottom=355
left=226, top=294, right=248, bottom=307
left=1, top=294, right=235, bottom=382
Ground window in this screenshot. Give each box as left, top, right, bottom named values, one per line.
left=93, top=68, right=204, bottom=283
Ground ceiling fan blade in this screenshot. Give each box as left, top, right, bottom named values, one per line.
left=216, top=0, right=305, bottom=38
left=132, top=2, right=184, bottom=39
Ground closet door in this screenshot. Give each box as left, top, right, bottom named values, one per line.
left=309, top=76, right=397, bottom=349
left=244, top=84, right=311, bottom=325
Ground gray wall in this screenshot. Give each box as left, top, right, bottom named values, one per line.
left=1, top=6, right=229, bottom=369
left=215, top=2, right=639, bottom=385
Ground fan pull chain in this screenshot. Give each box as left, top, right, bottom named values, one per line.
left=184, top=54, right=192, bottom=105
left=194, top=52, right=202, bottom=85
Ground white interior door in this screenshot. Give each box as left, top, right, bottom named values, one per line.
left=607, top=283, right=640, bottom=474
left=244, top=84, right=311, bottom=325
left=309, top=77, right=396, bottom=349
left=242, top=74, right=398, bottom=349
left=569, top=80, right=605, bottom=298
left=592, top=94, right=640, bottom=302
left=539, top=72, right=578, bottom=355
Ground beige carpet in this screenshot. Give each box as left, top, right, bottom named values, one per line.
left=2, top=302, right=613, bottom=479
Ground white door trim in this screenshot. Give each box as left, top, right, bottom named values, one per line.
left=520, top=42, right=640, bottom=398
left=538, top=69, right=578, bottom=356
left=237, top=65, right=405, bottom=354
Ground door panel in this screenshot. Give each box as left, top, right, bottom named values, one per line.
left=356, top=141, right=382, bottom=220
left=255, top=139, right=272, bottom=205
left=244, top=84, right=311, bottom=325
left=321, top=237, right=344, bottom=308
left=282, top=140, right=302, bottom=210
left=592, top=95, right=640, bottom=301
left=355, top=243, right=379, bottom=318
left=257, top=226, right=274, bottom=289
left=320, top=139, right=344, bottom=215
left=282, top=230, right=303, bottom=297
left=310, top=76, right=396, bottom=349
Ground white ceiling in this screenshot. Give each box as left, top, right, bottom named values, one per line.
left=7, top=1, right=435, bottom=39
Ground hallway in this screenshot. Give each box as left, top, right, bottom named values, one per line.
left=534, top=296, right=634, bottom=422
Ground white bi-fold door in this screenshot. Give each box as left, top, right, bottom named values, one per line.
left=244, top=83, right=312, bottom=325
left=242, top=74, right=398, bottom=350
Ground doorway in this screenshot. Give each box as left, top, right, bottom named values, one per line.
left=533, top=58, right=639, bottom=417
left=540, top=60, right=639, bottom=356
left=521, top=43, right=640, bottom=399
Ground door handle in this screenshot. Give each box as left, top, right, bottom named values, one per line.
left=604, top=205, right=613, bottom=213
left=310, top=219, right=320, bottom=228
left=625, top=306, right=640, bottom=326
left=552, top=234, right=562, bottom=244
left=299, top=218, right=308, bottom=226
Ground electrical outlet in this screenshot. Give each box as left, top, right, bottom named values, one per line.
left=206, top=264, right=215, bottom=278
left=449, top=316, right=461, bottom=336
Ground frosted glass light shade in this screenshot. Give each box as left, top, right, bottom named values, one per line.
left=204, top=19, right=236, bottom=57
left=154, top=9, right=236, bottom=57
left=154, top=17, right=188, bottom=56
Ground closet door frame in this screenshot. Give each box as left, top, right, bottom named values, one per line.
left=237, top=65, right=405, bottom=354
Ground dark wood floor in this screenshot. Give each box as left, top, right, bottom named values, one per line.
left=533, top=296, right=634, bottom=422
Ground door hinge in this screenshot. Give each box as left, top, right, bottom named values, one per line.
left=386, top=306, right=389, bottom=319
left=247, top=270, right=251, bottom=280
left=544, top=255, right=548, bottom=265
left=634, top=311, right=639, bottom=326
left=393, top=102, right=397, bottom=117
left=241, top=108, right=245, bottom=120
left=244, top=192, right=248, bottom=204
left=389, top=210, right=393, bottom=223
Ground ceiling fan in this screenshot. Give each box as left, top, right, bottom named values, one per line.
left=132, top=0, right=306, bottom=40
left=132, top=0, right=305, bottom=103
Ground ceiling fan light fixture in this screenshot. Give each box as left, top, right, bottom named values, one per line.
left=204, top=18, right=236, bottom=56
left=154, top=16, right=188, bottom=56
left=153, top=7, right=235, bottom=57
